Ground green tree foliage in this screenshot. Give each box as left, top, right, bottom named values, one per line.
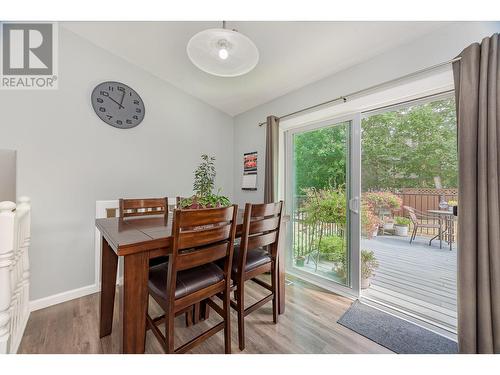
left=292, top=98, right=457, bottom=194
left=293, top=122, right=348, bottom=194
left=361, top=98, right=457, bottom=190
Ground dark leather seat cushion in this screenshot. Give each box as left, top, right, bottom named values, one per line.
left=230, top=245, right=271, bottom=274
left=148, top=262, right=224, bottom=301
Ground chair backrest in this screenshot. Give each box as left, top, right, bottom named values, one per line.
left=237, top=201, right=283, bottom=275
left=119, top=198, right=168, bottom=219
left=166, top=205, right=238, bottom=301
left=403, top=205, right=417, bottom=224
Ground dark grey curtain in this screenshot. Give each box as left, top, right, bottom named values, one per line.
left=453, top=33, right=500, bottom=354
left=264, top=115, right=280, bottom=203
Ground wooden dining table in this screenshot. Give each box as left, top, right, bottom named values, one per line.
left=95, top=210, right=287, bottom=354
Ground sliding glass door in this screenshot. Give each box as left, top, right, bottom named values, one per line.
left=359, top=93, right=458, bottom=334
left=284, top=92, right=457, bottom=335
left=286, top=115, right=360, bottom=296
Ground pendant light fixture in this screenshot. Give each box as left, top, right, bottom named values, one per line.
left=187, top=21, right=259, bottom=77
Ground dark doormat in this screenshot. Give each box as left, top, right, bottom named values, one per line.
left=337, top=300, right=458, bottom=354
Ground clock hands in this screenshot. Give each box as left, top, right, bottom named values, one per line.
left=119, top=90, right=126, bottom=107
left=107, top=95, right=124, bottom=109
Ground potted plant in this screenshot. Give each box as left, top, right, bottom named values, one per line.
left=295, top=255, right=305, bottom=267
left=394, top=216, right=411, bottom=236
left=361, top=202, right=380, bottom=239
left=383, top=218, right=394, bottom=230
left=178, top=154, right=231, bottom=209
left=361, top=250, right=379, bottom=289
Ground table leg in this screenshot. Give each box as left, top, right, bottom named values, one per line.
left=99, top=237, right=118, bottom=338
left=448, top=217, right=453, bottom=251
left=278, top=224, right=287, bottom=315
left=122, top=251, right=149, bottom=354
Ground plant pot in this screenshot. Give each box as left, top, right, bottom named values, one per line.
left=296, top=258, right=305, bottom=267
left=361, top=277, right=371, bottom=289
left=383, top=222, right=394, bottom=230
left=394, top=225, right=408, bottom=236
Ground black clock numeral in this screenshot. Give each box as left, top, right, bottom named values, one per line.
left=133, top=115, right=139, bottom=120
left=126, top=119, right=132, bottom=124
left=116, top=120, right=123, bottom=125
left=100, top=91, right=109, bottom=97
left=133, top=100, right=140, bottom=105
left=106, top=115, right=113, bottom=120
left=108, top=86, right=114, bottom=91
left=99, top=107, right=106, bottom=112
left=117, top=86, right=125, bottom=92
left=97, top=98, right=103, bottom=103
left=135, top=108, right=141, bottom=113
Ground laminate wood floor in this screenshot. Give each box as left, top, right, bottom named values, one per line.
left=18, top=276, right=392, bottom=354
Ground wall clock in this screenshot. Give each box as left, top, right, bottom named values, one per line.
left=91, top=81, right=145, bottom=129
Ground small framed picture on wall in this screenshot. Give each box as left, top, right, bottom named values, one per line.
left=242, top=151, right=258, bottom=190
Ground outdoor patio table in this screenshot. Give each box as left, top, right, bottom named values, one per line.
left=427, top=210, right=456, bottom=251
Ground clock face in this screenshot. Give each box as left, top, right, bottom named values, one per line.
left=91, top=81, right=145, bottom=129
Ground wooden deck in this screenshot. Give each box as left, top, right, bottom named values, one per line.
left=361, top=235, right=457, bottom=333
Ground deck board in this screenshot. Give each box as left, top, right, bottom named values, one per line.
left=361, top=235, right=457, bottom=332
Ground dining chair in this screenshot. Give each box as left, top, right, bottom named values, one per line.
left=404, top=205, right=443, bottom=248
left=146, top=205, right=238, bottom=354
left=229, top=201, right=283, bottom=351
left=119, top=197, right=169, bottom=219
left=119, top=197, right=170, bottom=267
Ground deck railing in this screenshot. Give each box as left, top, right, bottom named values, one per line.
left=292, top=188, right=457, bottom=257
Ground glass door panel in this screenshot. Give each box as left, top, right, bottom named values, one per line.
left=287, top=119, right=356, bottom=290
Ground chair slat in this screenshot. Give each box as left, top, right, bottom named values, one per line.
left=247, top=231, right=277, bottom=250
left=176, top=242, right=229, bottom=270
left=119, top=198, right=168, bottom=219
left=177, top=207, right=234, bottom=227
left=123, top=198, right=167, bottom=209
left=178, top=223, right=232, bottom=249
left=248, top=216, right=280, bottom=235
left=249, top=202, right=282, bottom=217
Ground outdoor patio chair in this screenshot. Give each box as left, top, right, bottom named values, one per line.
left=403, top=206, right=443, bottom=248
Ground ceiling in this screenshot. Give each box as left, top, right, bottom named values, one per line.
left=63, top=21, right=450, bottom=116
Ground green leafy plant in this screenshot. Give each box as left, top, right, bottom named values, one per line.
left=361, top=202, right=380, bottom=239
left=316, top=235, right=346, bottom=263
left=394, top=216, right=411, bottom=226
left=193, top=154, right=216, bottom=196
left=179, top=154, right=230, bottom=209
left=361, top=250, right=379, bottom=280
left=301, top=187, right=347, bottom=259
left=447, top=200, right=458, bottom=207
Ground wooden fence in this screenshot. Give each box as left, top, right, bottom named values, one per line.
left=392, top=188, right=458, bottom=236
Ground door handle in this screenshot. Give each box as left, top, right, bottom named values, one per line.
left=349, top=197, right=360, bottom=214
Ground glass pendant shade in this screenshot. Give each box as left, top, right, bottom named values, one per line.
left=187, top=28, right=259, bottom=77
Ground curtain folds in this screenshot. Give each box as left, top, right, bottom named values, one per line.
left=264, top=115, right=280, bottom=203
left=453, top=33, right=500, bottom=354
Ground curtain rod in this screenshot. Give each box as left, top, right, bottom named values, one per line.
left=258, top=56, right=461, bottom=126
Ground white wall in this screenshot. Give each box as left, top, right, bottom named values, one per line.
left=0, top=150, right=16, bottom=202
left=0, top=27, right=234, bottom=301
left=232, top=22, right=500, bottom=206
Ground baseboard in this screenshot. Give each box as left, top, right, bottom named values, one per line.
left=29, top=283, right=99, bottom=312
left=29, top=277, right=123, bottom=312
